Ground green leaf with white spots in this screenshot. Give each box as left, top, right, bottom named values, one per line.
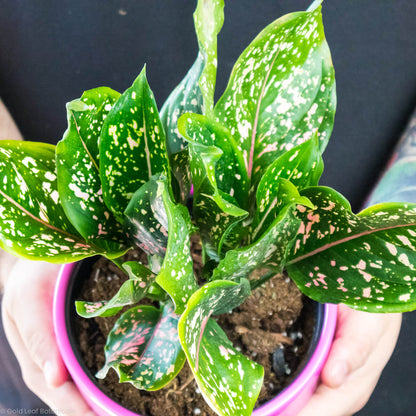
left=154, top=176, right=199, bottom=314
left=178, top=113, right=248, bottom=257
left=193, top=0, right=224, bottom=117
left=97, top=302, right=185, bottom=391
left=160, top=55, right=205, bottom=156
left=56, top=87, right=127, bottom=255
left=0, top=141, right=100, bottom=262
left=125, top=175, right=198, bottom=313
left=160, top=57, right=203, bottom=203
left=211, top=203, right=302, bottom=283
left=179, top=113, right=249, bottom=208
left=170, top=148, right=192, bottom=205
left=265, top=132, right=324, bottom=191
left=285, top=187, right=416, bottom=312
left=159, top=0, right=224, bottom=202
left=215, top=6, right=336, bottom=188
left=100, top=67, right=169, bottom=220
left=178, top=279, right=263, bottom=416
left=250, top=178, right=313, bottom=244
left=160, top=0, right=224, bottom=153
left=124, top=176, right=168, bottom=257
left=75, top=262, right=155, bottom=318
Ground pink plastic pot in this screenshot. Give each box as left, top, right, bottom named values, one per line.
left=54, top=260, right=337, bottom=416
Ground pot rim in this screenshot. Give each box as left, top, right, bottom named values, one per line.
left=53, top=262, right=337, bottom=416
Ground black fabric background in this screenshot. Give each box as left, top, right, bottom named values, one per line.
left=0, top=1, right=415, bottom=414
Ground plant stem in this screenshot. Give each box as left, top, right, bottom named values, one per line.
left=109, top=256, right=125, bottom=269
left=250, top=270, right=276, bottom=291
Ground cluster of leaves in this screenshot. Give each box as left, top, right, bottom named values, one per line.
left=2, top=1, right=416, bottom=415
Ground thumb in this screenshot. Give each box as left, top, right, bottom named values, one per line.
left=7, top=260, right=67, bottom=388
left=321, top=305, right=373, bottom=388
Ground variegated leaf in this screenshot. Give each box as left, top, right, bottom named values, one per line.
left=212, top=203, right=302, bottom=283
left=264, top=132, right=323, bottom=191
left=160, top=55, right=205, bottom=156
left=170, top=149, right=192, bottom=204
left=215, top=5, right=335, bottom=187
left=160, top=0, right=224, bottom=153
left=249, top=134, right=320, bottom=242
left=56, top=87, right=127, bottom=255
left=250, top=178, right=313, bottom=244
left=179, top=113, right=249, bottom=207
left=124, top=176, right=168, bottom=257
left=155, top=177, right=199, bottom=314
left=160, top=0, right=224, bottom=203
left=178, top=113, right=248, bottom=257
left=193, top=0, right=224, bottom=117
left=100, top=67, right=169, bottom=220
left=0, top=141, right=99, bottom=261
left=125, top=175, right=198, bottom=313
left=75, top=262, right=155, bottom=318
left=178, top=279, right=263, bottom=416
left=286, top=187, right=416, bottom=312
left=160, top=56, right=203, bottom=203
left=97, top=302, right=185, bottom=391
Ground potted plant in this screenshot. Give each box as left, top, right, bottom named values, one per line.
left=1, top=1, right=416, bottom=415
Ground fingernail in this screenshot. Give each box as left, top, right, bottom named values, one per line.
left=330, top=360, right=349, bottom=387
left=43, top=361, right=55, bottom=388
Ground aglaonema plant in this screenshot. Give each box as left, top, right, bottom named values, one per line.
left=1, top=1, right=416, bottom=415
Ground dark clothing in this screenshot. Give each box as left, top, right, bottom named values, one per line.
left=0, top=1, right=416, bottom=415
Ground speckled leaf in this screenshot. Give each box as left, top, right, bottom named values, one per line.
left=125, top=175, right=198, bottom=313
left=159, top=0, right=224, bottom=203
left=160, top=55, right=205, bottom=156
left=56, top=87, right=127, bottom=255
left=265, top=132, right=323, bottom=190
left=170, top=149, right=192, bottom=204
left=286, top=187, right=416, bottom=312
left=154, top=177, right=199, bottom=314
left=124, top=176, right=168, bottom=257
left=178, top=279, right=263, bottom=416
left=100, top=67, right=169, bottom=220
left=249, top=135, right=320, bottom=242
left=160, top=57, right=203, bottom=203
left=194, top=0, right=224, bottom=117
left=179, top=113, right=249, bottom=207
left=250, top=178, right=313, bottom=244
left=178, top=113, right=248, bottom=257
left=0, top=141, right=99, bottom=261
left=75, top=262, right=155, bottom=318
left=97, top=302, right=185, bottom=391
left=211, top=203, right=302, bottom=283
left=215, top=6, right=335, bottom=187
left=160, top=0, right=224, bottom=152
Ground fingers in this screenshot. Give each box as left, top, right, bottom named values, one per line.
left=298, top=305, right=402, bottom=416
left=322, top=305, right=401, bottom=389
left=2, top=258, right=97, bottom=416
left=3, top=260, right=67, bottom=387
left=3, top=323, right=94, bottom=416
left=3, top=301, right=67, bottom=389
left=321, top=306, right=374, bottom=388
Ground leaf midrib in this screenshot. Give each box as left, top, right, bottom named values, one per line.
left=70, top=110, right=99, bottom=172
left=0, top=188, right=89, bottom=244
left=287, top=221, right=416, bottom=266
left=247, top=16, right=303, bottom=181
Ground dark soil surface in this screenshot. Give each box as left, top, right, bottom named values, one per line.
left=72, top=251, right=315, bottom=416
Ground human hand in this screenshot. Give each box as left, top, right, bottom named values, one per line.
left=1, top=258, right=97, bottom=416
left=298, top=304, right=402, bottom=416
